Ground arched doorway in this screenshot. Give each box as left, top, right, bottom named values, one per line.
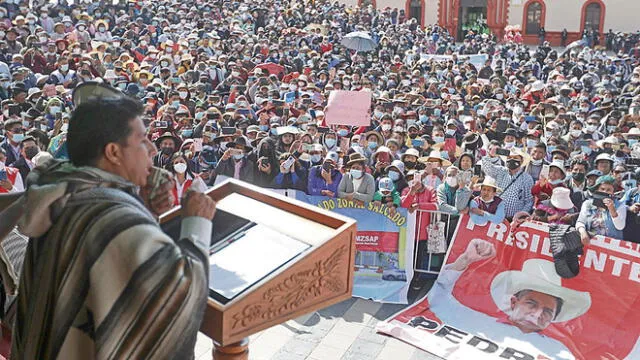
left=457, top=0, right=488, bottom=40
left=405, top=0, right=425, bottom=26
left=438, top=0, right=510, bottom=41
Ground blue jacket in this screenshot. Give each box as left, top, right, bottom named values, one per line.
left=307, top=165, right=342, bottom=196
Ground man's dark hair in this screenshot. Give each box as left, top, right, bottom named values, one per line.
left=514, top=289, right=564, bottom=320
left=67, top=97, right=144, bottom=167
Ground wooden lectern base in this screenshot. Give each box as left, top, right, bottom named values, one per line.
left=213, top=338, right=249, bottom=360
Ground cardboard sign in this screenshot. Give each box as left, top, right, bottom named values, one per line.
left=324, top=90, right=372, bottom=127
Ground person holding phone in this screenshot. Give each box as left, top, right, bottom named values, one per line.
left=215, top=136, right=256, bottom=183
left=307, top=151, right=342, bottom=197
left=577, top=175, right=627, bottom=243
left=272, top=152, right=307, bottom=191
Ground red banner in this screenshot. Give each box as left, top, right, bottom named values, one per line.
left=356, top=231, right=399, bottom=252
left=377, top=215, right=640, bottom=360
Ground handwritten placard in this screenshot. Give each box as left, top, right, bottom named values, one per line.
left=324, top=90, right=371, bottom=127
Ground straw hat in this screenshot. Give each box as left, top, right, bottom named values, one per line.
left=419, top=150, right=452, bottom=167
left=478, top=176, right=502, bottom=192
left=491, top=259, right=591, bottom=323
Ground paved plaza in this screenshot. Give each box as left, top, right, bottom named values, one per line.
left=194, top=281, right=443, bottom=360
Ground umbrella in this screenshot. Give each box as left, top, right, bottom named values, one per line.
left=340, top=31, right=377, bottom=52
left=253, top=63, right=286, bottom=76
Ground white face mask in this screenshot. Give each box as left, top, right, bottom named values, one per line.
left=173, top=162, right=187, bottom=174
left=445, top=176, right=457, bottom=187
left=381, top=124, right=392, bottom=131
left=60, top=64, right=69, bottom=72
left=179, top=91, right=188, bottom=99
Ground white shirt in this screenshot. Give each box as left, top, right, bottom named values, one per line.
left=427, top=267, right=575, bottom=360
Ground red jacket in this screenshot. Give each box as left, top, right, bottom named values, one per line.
left=401, top=185, right=438, bottom=241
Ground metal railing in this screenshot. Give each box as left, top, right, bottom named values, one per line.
left=413, top=209, right=458, bottom=275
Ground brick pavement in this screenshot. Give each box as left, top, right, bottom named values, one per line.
left=194, top=280, right=444, bottom=360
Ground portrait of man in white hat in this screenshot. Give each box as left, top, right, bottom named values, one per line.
left=425, top=239, right=592, bottom=358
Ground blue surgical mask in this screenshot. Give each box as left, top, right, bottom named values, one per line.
left=388, top=170, right=400, bottom=181
left=446, top=129, right=456, bottom=136
left=419, top=114, right=428, bottom=123
left=368, top=141, right=378, bottom=150
left=310, top=154, right=322, bottom=163
left=325, top=138, right=336, bottom=148
left=433, top=136, right=444, bottom=143
left=337, top=129, right=348, bottom=137
left=526, top=139, right=537, bottom=148
left=629, top=139, right=638, bottom=147
left=350, top=169, right=363, bottom=179
left=550, top=178, right=565, bottom=186
left=12, top=133, right=24, bottom=143
left=433, top=109, right=441, bottom=117
left=233, top=153, right=244, bottom=160
left=171, top=100, right=180, bottom=108
left=259, top=124, right=269, bottom=132
left=374, top=110, right=383, bottom=118
left=581, top=146, right=592, bottom=155
left=547, top=145, right=556, bottom=154
left=181, top=129, right=193, bottom=138
left=270, top=128, right=278, bottom=135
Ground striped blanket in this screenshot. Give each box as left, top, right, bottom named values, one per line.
left=4, top=161, right=209, bottom=360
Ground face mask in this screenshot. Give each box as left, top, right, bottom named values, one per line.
left=388, top=170, right=400, bottom=181
left=24, top=147, right=39, bottom=160
left=530, top=158, right=542, bottom=166
left=433, top=109, right=442, bottom=117
left=350, top=169, right=363, bottom=179
left=171, top=100, right=180, bottom=108
left=419, top=114, right=428, bottom=123
left=446, top=129, right=456, bottom=136
left=337, top=129, right=348, bottom=137
left=12, top=133, right=24, bottom=143
left=233, top=153, right=245, bottom=160
left=506, top=159, right=521, bottom=170
left=374, top=110, right=383, bottom=118
left=381, top=124, right=392, bottom=131
left=173, top=162, right=187, bottom=174
left=572, top=172, right=585, bottom=182
left=504, top=141, right=515, bottom=149
left=99, top=27, right=106, bottom=33
left=496, top=93, right=504, bottom=100
left=445, top=176, right=458, bottom=187
left=289, top=84, right=297, bottom=91
left=60, top=64, right=69, bottom=72
left=526, top=139, right=538, bottom=148
left=550, top=178, right=565, bottom=186
left=310, top=154, right=322, bottom=163
left=161, top=62, right=169, bottom=67
left=569, top=129, right=582, bottom=138
left=258, top=124, right=269, bottom=132
left=580, top=107, right=589, bottom=113
left=585, top=124, right=597, bottom=133
left=181, top=129, right=193, bottom=138
left=547, top=145, right=556, bottom=154
left=161, top=146, right=174, bottom=155
left=607, top=125, right=617, bottom=132
left=513, top=106, right=523, bottom=115
left=325, top=138, right=336, bottom=148
left=366, top=141, right=378, bottom=150
left=628, top=139, right=638, bottom=147
left=270, top=128, right=278, bottom=136
left=22, top=120, right=30, bottom=128
left=433, top=136, right=444, bottom=143
left=179, top=91, right=188, bottom=99
left=60, top=123, right=69, bottom=132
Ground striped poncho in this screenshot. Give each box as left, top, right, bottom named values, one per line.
left=3, top=160, right=209, bottom=360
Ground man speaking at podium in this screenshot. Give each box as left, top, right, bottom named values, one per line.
left=6, top=96, right=217, bottom=359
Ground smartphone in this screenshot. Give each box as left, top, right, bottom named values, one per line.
left=0, top=169, right=6, bottom=182
left=496, top=148, right=511, bottom=156
left=282, top=156, right=295, bottom=169
left=593, top=197, right=606, bottom=208
left=8, top=104, right=21, bottom=117
left=339, top=138, right=349, bottom=153
left=154, top=120, right=168, bottom=128
left=540, top=164, right=550, bottom=179
left=302, top=98, right=312, bottom=105
left=259, top=157, right=269, bottom=167
left=236, top=108, right=251, bottom=115
left=558, top=114, right=571, bottom=120
left=524, top=115, right=536, bottom=122
left=207, top=112, right=221, bottom=120
left=317, top=127, right=330, bottom=134
left=474, top=164, right=482, bottom=176
left=283, top=108, right=290, bottom=118
left=496, top=119, right=508, bottom=133
left=413, top=171, right=422, bottom=185
left=221, top=127, right=236, bottom=136
left=444, top=137, right=456, bottom=152
left=272, top=99, right=285, bottom=107
left=193, top=138, right=203, bottom=152
left=626, top=158, right=640, bottom=166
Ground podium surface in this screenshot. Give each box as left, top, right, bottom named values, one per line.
left=160, top=179, right=357, bottom=349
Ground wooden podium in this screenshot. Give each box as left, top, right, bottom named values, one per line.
left=159, top=179, right=357, bottom=359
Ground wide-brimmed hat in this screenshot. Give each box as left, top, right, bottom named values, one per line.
left=401, top=148, right=420, bottom=161
left=225, top=136, right=253, bottom=151
left=491, top=259, right=591, bottom=323
left=550, top=187, right=574, bottom=210
left=419, top=150, right=452, bottom=167
left=548, top=160, right=567, bottom=178
left=155, top=132, right=181, bottom=148
left=503, top=147, right=530, bottom=168
left=478, top=176, right=502, bottom=191
left=623, top=128, right=640, bottom=138
left=364, top=130, right=384, bottom=145
left=385, top=159, right=405, bottom=173
left=346, top=152, right=367, bottom=166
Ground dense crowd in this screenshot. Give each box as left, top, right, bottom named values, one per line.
left=1, top=0, right=640, bottom=253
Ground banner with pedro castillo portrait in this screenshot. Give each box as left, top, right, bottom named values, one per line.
left=293, top=191, right=416, bottom=304
left=377, top=214, right=640, bottom=360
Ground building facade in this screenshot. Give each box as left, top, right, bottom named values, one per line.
left=340, top=0, right=639, bottom=45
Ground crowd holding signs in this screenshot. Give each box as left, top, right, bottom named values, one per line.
left=2, top=0, right=640, bottom=358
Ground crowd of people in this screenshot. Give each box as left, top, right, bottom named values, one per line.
left=1, top=0, right=640, bottom=252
